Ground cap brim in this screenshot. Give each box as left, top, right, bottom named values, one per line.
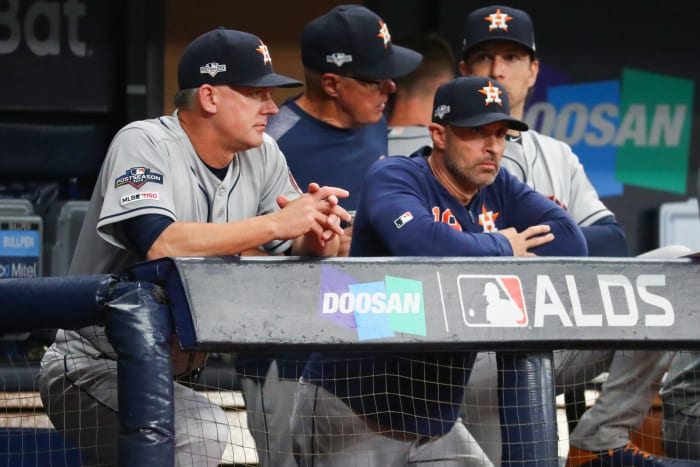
left=449, top=112, right=528, bottom=132
left=463, top=37, right=535, bottom=56
left=362, top=45, right=423, bottom=80
left=238, top=73, right=303, bottom=88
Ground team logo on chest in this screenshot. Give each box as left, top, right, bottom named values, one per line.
left=115, top=167, right=164, bottom=190
left=478, top=203, right=500, bottom=232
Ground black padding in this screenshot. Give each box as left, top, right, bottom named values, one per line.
left=0, top=275, right=117, bottom=332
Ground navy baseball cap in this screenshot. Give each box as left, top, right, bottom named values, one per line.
left=432, top=76, right=528, bottom=131
left=178, top=28, right=302, bottom=89
left=301, top=5, right=423, bottom=80
left=462, top=5, right=536, bottom=56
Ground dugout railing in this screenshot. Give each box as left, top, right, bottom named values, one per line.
left=1, top=255, right=698, bottom=466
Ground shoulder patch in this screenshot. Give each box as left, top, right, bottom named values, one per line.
left=115, top=167, right=164, bottom=190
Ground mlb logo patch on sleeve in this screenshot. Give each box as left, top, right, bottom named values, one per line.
left=394, top=211, right=414, bottom=228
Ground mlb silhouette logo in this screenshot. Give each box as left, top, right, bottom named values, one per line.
left=457, top=274, right=528, bottom=327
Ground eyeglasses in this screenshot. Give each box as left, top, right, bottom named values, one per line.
left=343, top=75, right=394, bottom=92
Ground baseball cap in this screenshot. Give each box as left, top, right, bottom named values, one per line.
left=178, top=28, right=302, bottom=89
left=301, top=5, right=423, bottom=80
left=462, top=5, right=536, bottom=56
left=432, top=76, right=528, bottom=131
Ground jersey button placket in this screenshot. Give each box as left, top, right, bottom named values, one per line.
left=214, top=186, right=227, bottom=221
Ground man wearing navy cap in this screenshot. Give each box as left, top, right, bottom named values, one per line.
left=236, top=6, right=421, bottom=466
left=266, top=4, right=422, bottom=230
left=457, top=6, right=696, bottom=467
left=292, top=76, right=587, bottom=466
left=38, top=28, right=350, bottom=466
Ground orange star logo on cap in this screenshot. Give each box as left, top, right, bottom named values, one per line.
left=377, top=20, right=391, bottom=48
left=256, top=39, right=272, bottom=64
left=484, top=8, right=513, bottom=31
left=478, top=80, right=503, bottom=106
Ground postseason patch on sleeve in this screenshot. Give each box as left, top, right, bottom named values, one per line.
left=394, top=211, right=414, bottom=229
left=115, top=167, right=164, bottom=189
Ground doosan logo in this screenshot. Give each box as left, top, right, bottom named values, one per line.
left=526, top=68, right=694, bottom=196
left=319, top=265, right=426, bottom=340
left=322, top=291, right=421, bottom=315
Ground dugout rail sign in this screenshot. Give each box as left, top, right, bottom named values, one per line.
left=127, top=255, right=700, bottom=351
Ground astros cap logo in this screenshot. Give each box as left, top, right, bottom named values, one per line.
left=478, top=80, right=503, bottom=106
left=485, top=8, right=513, bottom=31
left=256, top=39, right=272, bottom=64
left=377, top=20, right=391, bottom=48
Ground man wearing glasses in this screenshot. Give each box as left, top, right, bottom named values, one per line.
left=267, top=4, right=421, bottom=252
left=235, top=5, right=421, bottom=466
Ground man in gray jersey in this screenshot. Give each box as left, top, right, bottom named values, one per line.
left=661, top=351, right=700, bottom=460
left=38, top=28, right=350, bottom=467
left=459, top=5, right=693, bottom=467
left=661, top=174, right=700, bottom=460
left=387, top=32, right=456, bottom=156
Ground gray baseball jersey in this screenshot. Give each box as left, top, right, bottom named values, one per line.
left=387, top=125, right=431, bottom=157
left=68, top=112, right=300, bottom=357
left=501, top=129, right=613, bottom=227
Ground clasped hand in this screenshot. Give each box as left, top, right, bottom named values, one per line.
left=276, top=182, right=351, bottom=246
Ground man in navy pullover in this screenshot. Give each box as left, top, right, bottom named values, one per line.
left=292, top=76, right=587, bottom=466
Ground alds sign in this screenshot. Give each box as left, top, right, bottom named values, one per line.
left=453, top=273, right=673, bottom=329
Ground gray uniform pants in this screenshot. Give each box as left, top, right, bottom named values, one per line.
left=238, top=360, right=299, bottom=467
left=662, top=350, right=700, bottom=460
left=663, top=400, right=700, bottom=459
left=38, top=337, right=230, bottom=467
left=462, top=349, right=673, bottom=464
left=291, top=377, right=494, bottom=466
